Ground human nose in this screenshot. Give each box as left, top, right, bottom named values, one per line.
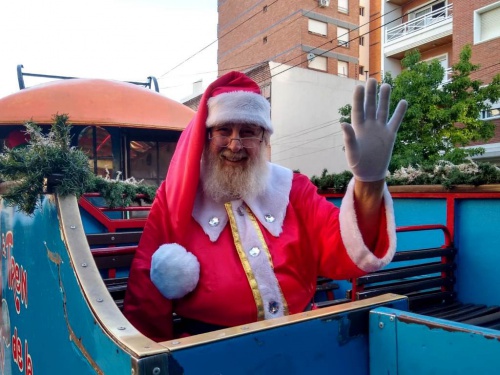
left=225, top=128, right=244, bottom=151
left=226, top=137, right=243, bottom=152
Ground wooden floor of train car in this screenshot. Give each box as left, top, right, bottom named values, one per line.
left=88, top=231, right=500, bottom=332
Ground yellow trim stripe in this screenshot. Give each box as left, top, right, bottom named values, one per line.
left=225, top=202, right=265, bottom=320
left=245, top=205, right=289, bottom=316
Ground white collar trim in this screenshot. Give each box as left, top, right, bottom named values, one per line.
left=193, top=163, right=293, bottom=242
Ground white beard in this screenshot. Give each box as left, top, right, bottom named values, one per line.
left=201, top=145, right=269, bottom=203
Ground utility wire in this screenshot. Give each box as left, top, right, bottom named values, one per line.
left=271, top=60, right=500, bottom=159
left=156, top=0, right=418, bottom=85
left=217, top=4, right=320, bottom=67
left=157, top=0, right=280, bottom=79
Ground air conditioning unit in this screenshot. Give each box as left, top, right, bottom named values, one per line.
left=318, top=0, right=330, bottom=7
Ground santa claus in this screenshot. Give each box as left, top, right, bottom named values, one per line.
left=123, top=71, right=408, bottom=341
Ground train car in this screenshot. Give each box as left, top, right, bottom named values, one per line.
left=2, top=73, right=500, bottom=374
left=1, top=67, right=194, bottom=186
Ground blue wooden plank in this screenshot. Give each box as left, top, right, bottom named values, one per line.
left=370, top=307, right=500, bottom=375
left=166, top=296, right=408, bottom=374
left=369, top=309, right=398, bottom=375
left=455, top=199, right=500, bottom=306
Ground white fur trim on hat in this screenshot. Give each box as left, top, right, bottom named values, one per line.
left=206, top=91, right=273, bottom=134
left=150, top=243, right=200, bottom=299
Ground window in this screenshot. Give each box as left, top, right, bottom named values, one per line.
left=359, top=36, right=364, bottom=46
left=358, top=65, right=365, bottom=75
left=78, top=126, right=114, bottom=177
left=308, top=19, right=328, bottom=36
left=308, top=55, right=327, bottom=71
left=337, top=26, right=349, bottom=47
left=338, top=0, right=348, bottom=14
left=338, top=61, right=348, bottom=77
left=481, top=100, right=500, bottom=120
left=359, top=6, right=365, bottom=16
left=129, top=140, right=177, bottom=186
left=474, top=3, right=500, bottom=44
left=411, top=1, right=445, bottom=19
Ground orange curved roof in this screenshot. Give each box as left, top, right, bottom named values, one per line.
left=0, top=78, right=195, bottom=130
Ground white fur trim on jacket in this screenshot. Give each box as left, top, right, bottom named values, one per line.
left=339, top=178, right=396, bottom=272
left=206, top=91, right=273, bottom=134
left=150, top=243, right=200, bottom=299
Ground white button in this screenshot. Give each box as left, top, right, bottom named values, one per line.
left=208, top=217, right=220, bottom=227
left=264, top=214, right=275, bottom=223
left=249, top=247, right=261, bottom=257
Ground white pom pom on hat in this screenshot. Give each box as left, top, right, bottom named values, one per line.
left=150, top=243, right=200, bottom=299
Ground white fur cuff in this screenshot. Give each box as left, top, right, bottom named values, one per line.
left=150, top=243, right=200, bottom=299
left=339, top=178, right=397, bottom=272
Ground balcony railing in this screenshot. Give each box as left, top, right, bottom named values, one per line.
left=386, top=4, right=453, bottom=42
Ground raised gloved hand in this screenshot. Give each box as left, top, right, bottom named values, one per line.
left=341, top=78, right=407, bottom=182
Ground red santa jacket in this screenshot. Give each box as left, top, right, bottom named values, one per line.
left=123, top=163, right=395, bottom=342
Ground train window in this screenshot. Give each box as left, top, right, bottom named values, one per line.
left=78, top=126, right=114, bottom=177
left=129, top=140, right=176, bottom=186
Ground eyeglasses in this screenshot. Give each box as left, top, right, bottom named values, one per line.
left=208, top=134, right=264, bottom=149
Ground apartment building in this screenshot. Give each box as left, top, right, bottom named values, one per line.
left=218, top=0, right=365, bottom=81
left=214, top=0, right=368, bottom=176
left=187, top=1, right=500, bottom=174
left=374, top=0, right=500, bottom=162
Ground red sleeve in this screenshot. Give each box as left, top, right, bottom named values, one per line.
left=290, top=174, right=393, bottom=280
left=123, top=182, right=174, bottom=342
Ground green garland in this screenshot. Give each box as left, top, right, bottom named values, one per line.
left=0, top=114, right=156, bottom=215
left=3, top=114, right=500, bottom=216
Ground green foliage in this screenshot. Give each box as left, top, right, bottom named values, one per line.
left=310, top=162, right=500, bottom=193
left=338, top=104, right=352, bottom=123
left=310, top=169, right=353, bottom=191
left=337, top=45, right=500, bottom=171
left=388, top=45, right=499, bottom=170
left=88, top=175, right=157, bottom=209
left=0, top=114, right=157, bottom=214
left=0, top=115, right=94, bottom=214
left=386, top=161, right=500, bottom=190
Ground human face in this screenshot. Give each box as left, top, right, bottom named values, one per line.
left=207, top=123, right=264, bottom=167
left=202, top=123, right=269, bottom=201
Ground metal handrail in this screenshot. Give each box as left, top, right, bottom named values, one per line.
left=386, top=4, right=453, bottom=43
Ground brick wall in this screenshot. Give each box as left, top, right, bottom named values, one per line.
left=218, top=0, right=362, bottom=79
left=369, top=0, right=381, bottom=80
left=453, top=1, right=500, bottom=83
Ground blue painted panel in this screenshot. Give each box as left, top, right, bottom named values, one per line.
left=80, top=207, right=107, bottom=234
left=326, top=197, right=448, bottom=298
left=1, top=197, right=132, bottom=374
left=171, top=298, right=408, bottom=374
left=455, top=199, right=500, bottom=305
left=370, top=307, right=500, bottom=375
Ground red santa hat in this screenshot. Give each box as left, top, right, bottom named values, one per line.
left=148, top=71, right=271, bottom=299
left=163, top=71, right=271, bottom=241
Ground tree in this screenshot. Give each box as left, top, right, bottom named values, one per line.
left=339, top=45, right=500, bottom=170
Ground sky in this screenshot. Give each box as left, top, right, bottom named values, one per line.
left=0, top=0, right=218, bottom=102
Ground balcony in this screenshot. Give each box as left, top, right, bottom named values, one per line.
left=384, top=4, right=453, bottom=58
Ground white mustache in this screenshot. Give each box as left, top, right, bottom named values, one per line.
left=221, top=150, right=247, bottom=162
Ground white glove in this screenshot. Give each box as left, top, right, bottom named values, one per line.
left=341, top=78, right=408, bottom=182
